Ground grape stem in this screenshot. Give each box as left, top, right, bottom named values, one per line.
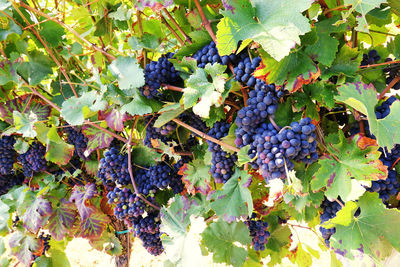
left=268, top=116, right=281, bottom=131
left=378, top=75, right=400, bottom=100
left=162, top=8, right=192, bottom=45
left=160, top=13, right=186, bottom=46
left=194, top=0, right=217, bottom=42
left=172, top=118, right=240, bottom=153
left=127, top=126, right=161, bottom=210
left=162, top=84, right=184, bottom=92
left=359, top=60, right=400, bottom=69
left=323, top=4, right=351, bottom=16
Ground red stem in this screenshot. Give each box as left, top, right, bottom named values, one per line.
left=194, top=0, right=217, bottom=42
left=162, top=84, right=184, bottom=92
left=359, top=60, right=400, bottom=69
left=160, top=13, right=185, bottom=46
left=162, top=8, right=192, bottom=44
left=378, top=76, right=400, bottom=100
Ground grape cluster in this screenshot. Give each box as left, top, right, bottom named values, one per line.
left=0, top=136, right=16, bottom=175
left=64, top=126, right=88, bottom=160
left=178, top=112, right=208, bottom=134
left=384, top=58, right=400, bottom=90
left=98, top=147, right=131, bottom=186
left=249, top=118, right=318, bottom=181
left=141, top=52, right=181, bottom=98
left=245, top=213, right=270, bottom=251
left=32, top=233, right=51, bottom=263
left=144, top=115, right=174, bottom=147
left=107, top=187, right=147, bottom=219
left=375, top=96, right=397, bottom=119
left=0, top=172, right=24, bottom=195
left=207, top=122, right=238, bottom=183
left=233, top=55, right=262, bottom=86
left=360, top=49, right=380, bottom=66
left=235, top=79, right=282, bottom=147
left=319, top=198, right=342, bottom=246
left=18, top=142, right=47, bottom=177
left=193, top=41, right=230, bottom=68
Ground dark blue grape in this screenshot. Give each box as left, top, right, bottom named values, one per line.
left=0, top=136, right=16, bottom=175
left=18, top=142, right=47, bottom=177
left=0, top=172, right=24, bottom=196
left=319, top=198, right=342, bottom=246
left=245, top=213, right=270, bottom=251
left=360, top=49, right=380, bottom=66
left=64, top=126, right=89, bottom=160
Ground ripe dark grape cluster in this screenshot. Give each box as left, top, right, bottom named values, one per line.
left=107, top=187, right=147, bottom=219
left=319, top=198, right=342, bottom=246
left=193, top=41, right=230, bottom=68
left=0, top=172, right=24, bottom=195
left=233, top=55, right=262, bottom=86
left=141, top=52, right=181, bottom=98
left=144, top=115, right=174, bottom=147
left=178, top=112, right=208, bottom=134
left=360, top=49, right=380, bottom=66
left=375, top=96, right=397, bottom=119
left=207, top=122, right=238, bottom=183
left=134, top=227, right=163, bottom=256
left=0, top=136, right=16, bottom=175
left=248, top=118, right=318, bottom=181
left=98, top=147, right=131, bottom=186
left=384, top=58, right=400, bottom=90
left=18, top=142, right=47, bottom=177
left=245, top=213, right=270, bottom=251
left=235, top=79, right=282, bottom=147
left=64, top=126, right=88, bottom=160
left=148, top=162, right=182, bottom=193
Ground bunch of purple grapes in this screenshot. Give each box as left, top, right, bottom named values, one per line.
left=107, top=187, right=147, bottom=219
left=207, top=122, right=238, bottom=183
left=360, top=49, right=380, bottom=66
left=141, top=52, right=181, bottom=98
left=64, top=126, right=88, bottom=160
left=0, top=136, right=16, bottom=175
left=18, top=142, right=47, bottom=177
left=245, top=213, right=271, bottom=251
left=193, top=41, right=230, bottom=68
left=98, top=147, right=131, bottom=186
left=384, top=58, right=400, bottom=90
left=375, top=96, right=397, bottom=119
left=144, top=115, right=175, bottom=147
left=233, top=55, right=262, bottom=86
left=0, top=172, right=24, bottom=195
left=319, top=198, right=342, bottom=246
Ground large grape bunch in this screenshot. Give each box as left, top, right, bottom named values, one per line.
left=98, top=147, right=131, bottom=187
left=193, top=41, right=230, bottom=68
left=64, top=126, right=88, bottom=160
left=107, top=187, right=147, bottom=219
left=18, top=142, right=47, bottom=177
left=141, top=52, right=181, bottom=98
left=0, top=172, right=24, bottom=196
left=245, top=213, right=271, bottom=251
left=0, top=136, right=16, bottom=175
left=319, top=198, right=343, bottom=246
left=207, top=122, right=238, bottom=183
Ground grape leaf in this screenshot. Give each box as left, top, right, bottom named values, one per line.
left=46, top=127, right=74, bottom=165
left=104, top=109, right=127, bottom=132
left=13, top=111, right=37, bottom=138
left=89, top=231, right=122, bottom=256
left=38, top=20, right=65, bottom=47
left=131, top=145, right=162, bottom=167
left=311, top=132, right=387, bottom=201
left=328, top=193, right=400, bottom=258
left=181, top=158, right=212, bottom=195
left=321, top=45, right=362, bottom=79
left=17, top=50, right=54, bottom=85
left=9, top=230, right=39, bottom=266
left=84, top=160, right=99, bottom=176
left=216, top=0, right=312, bottom=61
left=342, top=0, right=387, bottom=32
left=78, top=209, right=109, bottom=239
left=69, top=183, right=97, bottom=220
left=387, top=35, right=400, bottom=60
left=0, top=199, right=9, bottom=234
left=304, top=17, right=347, bottom=67
left=48, top=199, right=77, bottom=241
left=109, top=57, right=145, bottom=90
left=81, top=125, right=114, bottom=156
left=261, top=224, right=292, bottom=266
left=201, top=220, right=251, bottom=267
left=183, top=63, right=228, bottom=118
left=154, top=103, right=185, bottom=128
left=210, top=168, right=253, bottom=221
left=21, top=197, right=52, bottom=233
left=389, top=0, right=400, bottom=16
left=335, top=82, right=400, bottom=149
left=120, top=89, right=153, bottom=116
left=255, top=50, right=319, bottom=92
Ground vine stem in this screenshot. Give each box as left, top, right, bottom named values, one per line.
left=323, top=4, right=351, bottom=15
left=172, top=118, right=240, bottom=153
left=194, top=0, right=217, bottom=42
left=12, top=3, right=78, bottom=98
left=359, top=60, right=400, bottom=69
left=378, top=76, right=400, bottom=100
left=127, top=126, right=161, bottom=210
left=160, top=13, right=185, bottom=46
left=162, top=84, right=184, bottom=92
left=268, top=116, right=281, bottom=131
left=20, top=2, right=116, bottom=62
left=162, top=8, right=192, bottom=44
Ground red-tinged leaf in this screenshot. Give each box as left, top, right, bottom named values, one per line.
left=84, top=159, right=99, bottom=176
left=100, top=192, right=114, bottom=216
left=9, top=230, right=39, bottom=266
left=78, top=209, right=110, bottom=239
left=104, top=109, right=127, bottom=132
left=181, top=159, right=212, bottom=195
left=356, top=136, right=378, bottom=150
left=0, top=95, right=51, bottom=124
left=48, top=199, right=77, bottom=240
left=69, top=183, right=97, bottom=220
left=45, top=141, right=74, bottom=165
left=21, top=197, right=52, bottom=233
left=81, top=125, right=114, bottom=156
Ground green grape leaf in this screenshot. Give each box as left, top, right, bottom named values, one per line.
left=9, top=230, right=39, bottom=266
left=131, top=145, right=162, bottom=167
left=210, top=168, right=253, bottom=221
left=89, top=231, right=123, bottom=256
left=321, top=201, right=358, bottom=229
left=237, top=145, right=251, bottom=166
left=181, top=158, right=212, bottom=195
left=120, top=89, right=153, bottom=116
left=261, top=225, right=291, bottom=266
left=288, top=242, right=319, bottom=267
left=38, top=20, right=65, bottom=47
left=311, top=132, right=386, bottom=201
left=292, top=90, right=319, bottom=120
left=13, top=111, right=37, bottom=138
left=109, top=57, right=145, bottom=90
left=389, top=0, right=400, bottom=15
left=81, top=125, right=114, bottom=156
left=154, top=103, right=185, bottom=128
left=128, top=34, right=159, bottom=50
left=48, top=200, right=77, bottom=241
left=108, top=5, right=132, bottom=21
left=335, top=82, right=400, bottom=149
left=17, top=51, right=54, bottom=85
left=342, top=0, right=387, bottom=32
left=21, top=197, right=52, bottom=233
left=304, top=17, right=346, bottom=67
left=0, top=199, right=9, bottom=234
left=61, top=91, right=106, bottom=126
left=388, top=35, right=400, bottom=59
left=0, top=17, right=21, bottom=41
left=84, top=159, right=99, bottom=176
left=216, top=0, right=311, bottom=61
left=201, top=220, right=251, bottom=267
left=183, top=63, right=228, bottom=118
left=329, top=193, right=400, bottom=258
left=255, top=50, right=319, bottom=92
left=305, top=82, right=337, bottom=109
left=46, top=127, right=74, bottom=165
left=78, top=209, right=109, bottom=239
left=321, top=45, right=362, bottom=79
